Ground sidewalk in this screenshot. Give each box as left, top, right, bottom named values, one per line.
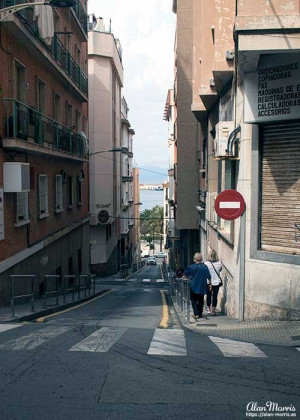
left=172, top=299, right=300, bottom=347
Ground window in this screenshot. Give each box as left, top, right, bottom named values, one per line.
left=55, top=175, right=63, bottom=212
left=39, top=175, right=48, bottom=218
left=77, top=176, right=82, bottom=205
left=15, top=61, right=26, bottom=103
left=68, top=256, right=73, bottom=275
left=78, top=249, right=82, bottom=274
left=53, top=92, right=61, bottom=123
left=106, top=224, right=112, bottom=241
left=37, top=78, right=46, bottom=113
left=75, top=44, right=81, bottom=65
left=65, top=102, right=72, bottom=128
left=75, top=110, right=81, bottom=132
left=68, top=176, right=74, bottom=208
left=16, top=192, right=29, bottom=225
left=53, top=11, right=60, bottom=33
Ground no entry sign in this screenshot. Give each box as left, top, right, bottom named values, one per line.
left=215, top=190, right=245, bottom=220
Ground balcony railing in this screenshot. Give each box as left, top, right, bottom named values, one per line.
left=72, top=0, right=87, bottom=35
left=0, top=0, right=88, bottom=96
left=2, top=99, right=87, bottom=158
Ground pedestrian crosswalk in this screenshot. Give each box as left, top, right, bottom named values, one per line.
left=0, top=324, right=298, bottom=358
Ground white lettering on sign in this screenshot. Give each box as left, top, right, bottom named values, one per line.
left=0, top=188, right=4, bottom=241
left=244, top=55, right=300, bottom=123
left=219, top=202, right=241, bottom=209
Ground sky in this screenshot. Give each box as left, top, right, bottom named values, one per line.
left=88, top=0, right=176, bottom=184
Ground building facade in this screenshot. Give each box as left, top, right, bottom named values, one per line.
left=0, top=0, right=89, bottom=306
left=88, top=17, right=123, bottom=276
left=171, top=0, right=201, bottom=270
left=172, top=0, right=300, bottom=320
left=120, top=97, right=135, bottom=267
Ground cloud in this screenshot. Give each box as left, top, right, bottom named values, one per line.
left=88, top=0, right=176, bottom=181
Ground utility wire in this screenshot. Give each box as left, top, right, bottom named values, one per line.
left=92, top=153, right=168, bottom=176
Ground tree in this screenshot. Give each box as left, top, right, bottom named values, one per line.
left=140, top=206, right=164, bottom=242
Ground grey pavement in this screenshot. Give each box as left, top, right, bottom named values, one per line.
left=172, top=299, right=300, bottom=347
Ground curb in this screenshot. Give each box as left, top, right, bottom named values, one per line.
left=170, top=295, right=300, bottom=347
left=3, top=289, right=111, bottom=324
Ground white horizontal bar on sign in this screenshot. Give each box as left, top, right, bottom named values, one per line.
left=219, top=202, right=240, bottom=209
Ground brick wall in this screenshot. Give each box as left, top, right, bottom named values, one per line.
left=0, top=5, right=89, bottom=264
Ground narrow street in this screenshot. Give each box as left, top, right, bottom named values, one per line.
left=0, top=264, right=299, bottom=420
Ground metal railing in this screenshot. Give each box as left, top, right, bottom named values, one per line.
left=10, top=275, right=35, bottom=318
left=170, top=276, right=191, bottom=324
left=43, top=275, right=60, bottom=308
left=72, top=0, right=88, bottom=35
left=10, top=273, right=98, bottom=315
left=0, top=0, right=88, bottom=96
left=2, top=99, right=87, bottom=157
left=63, top=275, right=76, bottom=303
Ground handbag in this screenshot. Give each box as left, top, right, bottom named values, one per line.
left=211, top=262, right=223, bottom=287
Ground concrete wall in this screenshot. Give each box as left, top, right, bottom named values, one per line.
left=175, top=0, right=199, bottom=231
left=0, top=222, right=89, bottom=306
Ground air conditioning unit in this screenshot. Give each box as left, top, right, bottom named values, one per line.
left=3, top=163, right=30, bottom=193
left=206, top=192, right=218, bottom=224
left=213, top=121, right=235, bottom=158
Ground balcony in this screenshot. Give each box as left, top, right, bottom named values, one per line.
left=0, top=0, right=88, bottom=98
left=2, top=99, right=88, bottom=160
left=72, top=0, right=88, bottom=37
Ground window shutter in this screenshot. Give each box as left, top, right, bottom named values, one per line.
left=261, top=123, right=300, bottom=255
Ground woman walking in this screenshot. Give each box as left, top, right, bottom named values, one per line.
left=205, top=250, right=222, bottom=316
left=184, top=253, right=211, bottom=320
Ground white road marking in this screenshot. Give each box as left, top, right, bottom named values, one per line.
left=296, top=348, right=300, bottom=352
left=0, top=326, right=71, bottom=350
left=219, top=202, right=240, bottom=209
left=156, top=279, right=164, bottom=283
left=69, top=327, right=127, bottom=353
left=209, top=336, right=267, bottom=358
left=143, top=279, right=151, bottom=282
left=0, top=324, right=22, bottom=333
left=128, top=279, right=137, bottom=282
left=147, top=329, right=187, bottom=356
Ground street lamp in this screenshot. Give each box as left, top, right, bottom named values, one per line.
left=0, top=0, right=77, bottom=22
left=89, top=147, right=124, bottom=157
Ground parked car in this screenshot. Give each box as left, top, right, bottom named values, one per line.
left=147, top=257, right=157, bottom=266
left=155, top=252, right=167, bottom=258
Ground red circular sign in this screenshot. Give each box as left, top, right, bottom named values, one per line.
left=215, top=189, right=245, bottom=220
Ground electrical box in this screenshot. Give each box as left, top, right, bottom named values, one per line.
left=213, top=121, right=235, bottom=158
left=3, top=163, right=30, bottom=193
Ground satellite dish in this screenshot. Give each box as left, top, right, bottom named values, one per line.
left=98, top=210, right=110, bottom=224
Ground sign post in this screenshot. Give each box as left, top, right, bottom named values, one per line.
left=215, top=189, right=246, bottom=321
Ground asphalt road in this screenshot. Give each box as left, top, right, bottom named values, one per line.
left=0, top=263, right=299, bottom=420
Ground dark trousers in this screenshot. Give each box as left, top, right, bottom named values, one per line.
left=206, top=285, right=220, bottom=308
left=190, top=289, right=204, bottom=317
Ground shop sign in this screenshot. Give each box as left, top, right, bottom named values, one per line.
left=244, top=54, right=300, bottom=123
left=0, top=188, right=4, bottom=241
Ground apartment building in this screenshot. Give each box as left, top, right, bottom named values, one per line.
left=131, top=167, right=141, bottom=267
left=88, top=16, right=123, bottom=276
left=172, top=0, right=300, bottom=320
left=120, top=97, right=135, bottom=267
left=171, top=0, right=200, bottom=269
left=0, top=0, right=89, bottom=306
left=163, top=89, right=177, bottom=268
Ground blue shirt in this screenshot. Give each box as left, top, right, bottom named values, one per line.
left=184, top=263, right=211, bottom=294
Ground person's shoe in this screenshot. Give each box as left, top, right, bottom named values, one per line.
left=206, top=307, right=210, bottom=314
left=211, top=306, right=216, bottom=316
left=193, top=314, right=199, bottom=320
